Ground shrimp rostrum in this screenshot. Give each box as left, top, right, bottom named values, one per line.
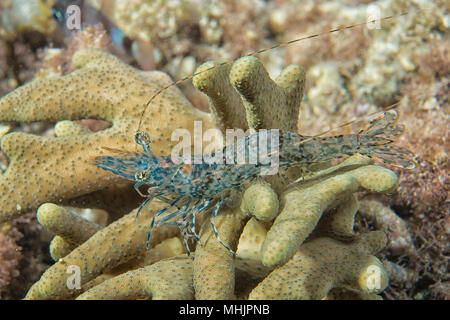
left=93, top=109, right=415, bottom=255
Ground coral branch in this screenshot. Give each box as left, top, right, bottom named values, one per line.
left=77, top=256, right=193, bottom=300
left=250, top=231, right=388, bottom=299
left=262, top=165, right=398, bottom=267
left=0, top=48, right=217, bottom=222
left=193, top=206, right=245, bottom=299
left=25, top=200, right=179, bottom=299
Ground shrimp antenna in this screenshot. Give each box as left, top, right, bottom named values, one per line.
left=135, top=11, right=410, bottom=138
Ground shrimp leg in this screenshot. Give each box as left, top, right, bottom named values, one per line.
left=134, top=182, right=149, bottom=198
left=155, top=197, right=195, bottom=226
left=190, top=199, right=212, bottom=242
left=159, top=199, right=198, bottom=256
left=135, top=191, right=164, bottom=220
left=146, top=196, right=183, bottom=248
left=210, top=199, right=234, bottom=255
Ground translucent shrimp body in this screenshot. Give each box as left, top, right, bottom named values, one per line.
left=94, top=110, right=415, bottom=254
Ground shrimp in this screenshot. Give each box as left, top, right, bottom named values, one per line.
left=94, top=11, right=415, bottom=255
left=94, top=109, right=415, bottom=255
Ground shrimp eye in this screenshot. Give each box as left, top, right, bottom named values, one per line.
left=135, top=170, right=151, bottom=182
left=135, top=131, right=151, bottom=147
left=134, top=131, right=154, bottom=155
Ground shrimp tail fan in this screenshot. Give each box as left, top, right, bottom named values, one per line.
left=357, top=109, right=416, bottom=169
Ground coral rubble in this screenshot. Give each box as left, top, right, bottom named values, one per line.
left=0, top=0, right=56, bottom=39
left=0, top=230, right=21, bottom=299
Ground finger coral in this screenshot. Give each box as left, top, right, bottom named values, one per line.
left=24, top=200, right=181, bottom=299
left=0, top=48, right=218, bottom=222
left=1, top=47, right=399, bottom=300
left=0, top=0, right=446, bottom=301
left=192, top=55, right=305, bottom=194
left=193, top=182, right=280, bottom=299
left=193, top=206, right=244, bottom=299
left=36, top=203, right=104, bottom=260
left=192, top=56, right=305, bottom=132
left=262, top=161, right=398, bottom=267
left=250, top=231, right=388, bottom=300
left=77, top=256, right=194, bottom=300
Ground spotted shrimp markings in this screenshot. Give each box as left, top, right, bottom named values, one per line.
left=94, top=11, right=416, bottom=255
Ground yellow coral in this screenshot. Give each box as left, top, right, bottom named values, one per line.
left=4, top=50, right=399, bottom=300
left=0, top=48, right=218, bottom=222
left=235, top=218, right=272, bottom=281
left=192, top=56, right=305, bottom=132
left=261, top=161, right=398, bottom=268
left=240, top=181, right=279, bottom=221
left=77, top=256, right=193, bottom=300
left=37, top=203, right=102, bottom=260
left=192, top=55, right=306, bottom=195
left=193, top=206, right=244, bottom=299
left=14, top=52, right=304, bottom=299
left=249, top=231, right=388, bottom=300
left=192, top=182, right=280, bottom=299
left=25, top=200, right=180, bottom=299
